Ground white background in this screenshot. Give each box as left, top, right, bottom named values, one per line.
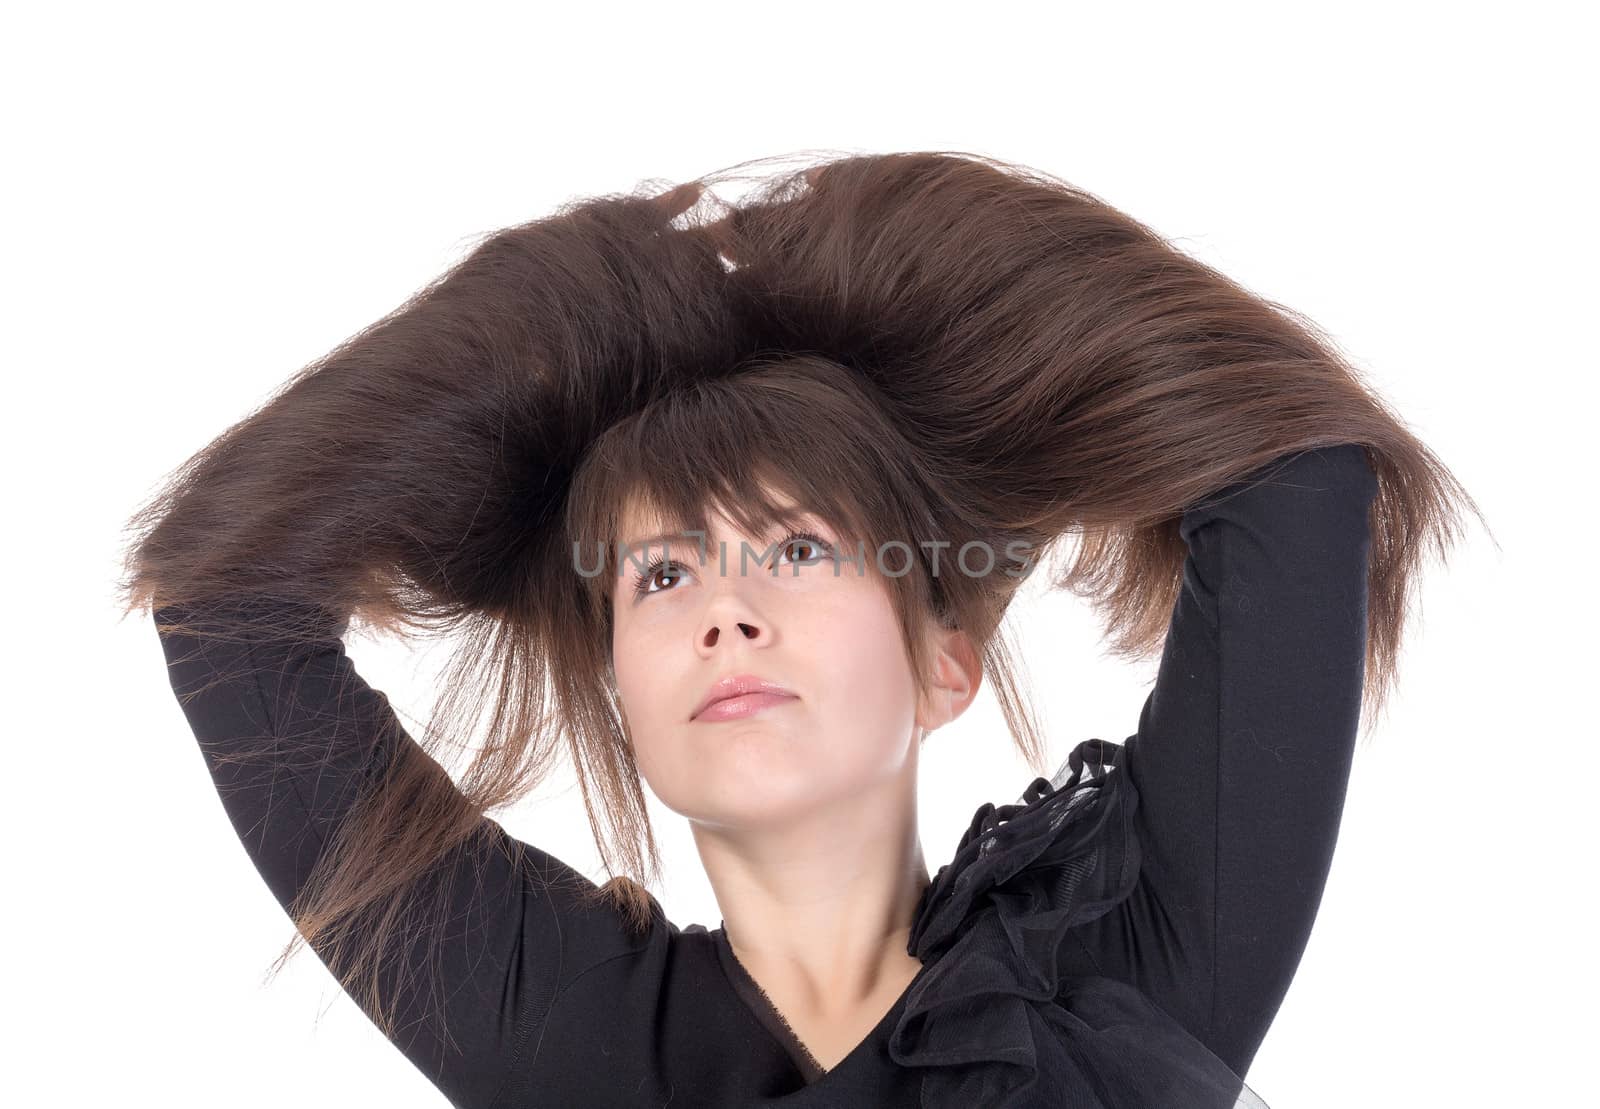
left=6, top=2, right=1593, bottom=1105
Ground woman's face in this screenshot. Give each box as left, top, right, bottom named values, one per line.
left=609, top=491, right=944, bottom=830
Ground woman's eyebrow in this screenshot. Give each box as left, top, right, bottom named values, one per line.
left=619, top=530, right=700, bottom=550
left=620, top=510, right=832, bottom=553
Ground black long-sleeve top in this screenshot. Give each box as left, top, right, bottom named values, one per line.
left=152, top=443, right=1378, bottom=1108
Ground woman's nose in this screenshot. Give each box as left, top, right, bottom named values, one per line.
left=702, top=618, right=763, bottom=648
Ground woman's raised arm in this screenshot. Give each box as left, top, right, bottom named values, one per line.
left=1062, top=442, right=1380, bottom=1077
left=153, top=595, right=640, bottom=1109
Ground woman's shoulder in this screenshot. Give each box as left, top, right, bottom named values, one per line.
left=891, top=737, right=1270, bottom=1106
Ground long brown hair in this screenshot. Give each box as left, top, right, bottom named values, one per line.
left=116, top=149, right=1490, bottom=1045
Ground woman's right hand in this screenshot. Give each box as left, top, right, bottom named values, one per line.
left=649, top=165, right=829, bottom=269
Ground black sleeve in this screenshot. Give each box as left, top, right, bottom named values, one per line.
left=152, top=598, right=623, bottom=1109
left=1062, top=442, right=1379, bottom=1077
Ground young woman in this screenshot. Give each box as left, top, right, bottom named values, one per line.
left=120, top=152, right=1482, bottom=1108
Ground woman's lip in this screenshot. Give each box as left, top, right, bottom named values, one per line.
left=693, top=692, right=799, bottom=722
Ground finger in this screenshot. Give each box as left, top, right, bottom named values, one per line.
left=701, top=213, right=740, bottom=264
left=650, top=182, right=705, bottom=222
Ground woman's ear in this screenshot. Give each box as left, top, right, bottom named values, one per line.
left=916, top=623, right=982, bottom=734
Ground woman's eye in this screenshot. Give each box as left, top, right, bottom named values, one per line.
left=634, top=558, right=688, bottom=598
left=632, top=530, right=832, bottom=598
left=773, top=530, right=833, bottom=571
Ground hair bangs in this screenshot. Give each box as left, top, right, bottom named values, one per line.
left=565, top=357, right=937, bottom=618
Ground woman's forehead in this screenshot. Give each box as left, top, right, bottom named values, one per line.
left=615, top=483, right=811, bottom=544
